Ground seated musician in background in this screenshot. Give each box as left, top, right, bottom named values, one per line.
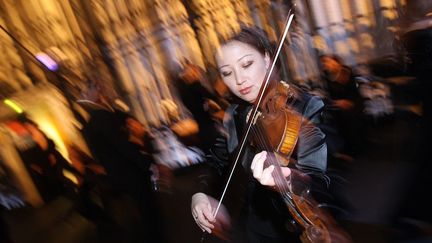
left=174, top=61, right=222, bottom=153
left=190, top=26, right=346, bottom=242
left=319, top=54, right=365, bottom=157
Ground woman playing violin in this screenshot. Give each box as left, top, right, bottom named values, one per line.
left=191, top=26, right=331, bottom=242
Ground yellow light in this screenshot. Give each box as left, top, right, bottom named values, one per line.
left=62, top=169, right=79, bottom=185
left=4, top=99, right=23, bottom=113
left=37, top=120, right=70, bottom=162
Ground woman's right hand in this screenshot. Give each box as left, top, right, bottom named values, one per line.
left=191, top=192, right=231, bottom=237
left=191, top=192, right=215, bottom=233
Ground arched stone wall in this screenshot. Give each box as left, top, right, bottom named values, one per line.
left=0, top=0, right=413, bottom=126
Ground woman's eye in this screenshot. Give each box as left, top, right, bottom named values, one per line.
left=221, top=71, right=232, bottom=77
left=242, top=61, right=253, bottom=68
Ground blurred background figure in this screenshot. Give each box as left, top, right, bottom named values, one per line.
left=0, top=159, right=25, bottom=210
left=66, top=144, right=107, bottom=221
left=123, top=114, right=173, bottom=194
left=0, top=157, right=25, bottom=243
left=355, top=71, right=394, bottom=124
left=400, top=0, right=432, bottom=111
left=79, top=79, right=164, bottom=243
left=319, top=54, right=365, bottom=159
left=173, top=60, right=224, bottom=153
left=15, top=115, right=79, bottom=203
left=395, top=0, right=432, bottom=232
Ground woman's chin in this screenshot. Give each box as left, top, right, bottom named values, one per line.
left=247, top=94, right=259, bottom=103
left=237, top=93, right=256, bottom=103
left=242, top=96, right=254, bottom=103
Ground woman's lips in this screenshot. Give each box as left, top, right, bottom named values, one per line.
left=239, top=86, right=252, bottom=95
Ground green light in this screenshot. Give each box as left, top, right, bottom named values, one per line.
left=4, top=99, right=23, bottom=113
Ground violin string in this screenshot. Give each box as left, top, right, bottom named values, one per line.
left=254, top=124, right=290, bottom=195
left=254, top=118, right=319, bottom=229
left=253, top=126, right=283, bottom=193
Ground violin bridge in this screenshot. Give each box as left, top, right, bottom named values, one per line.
left=280, top=80, right=290, bottom=88
left=246, top=110, right=262, bottom=125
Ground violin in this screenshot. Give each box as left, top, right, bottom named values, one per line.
left=249, top=80, right=352, bottom=243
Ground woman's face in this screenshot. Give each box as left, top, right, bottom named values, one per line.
left=216, top=40, right=270, bottom=103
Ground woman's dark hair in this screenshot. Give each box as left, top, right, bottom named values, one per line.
left=224, top=25, right=275, bottom=58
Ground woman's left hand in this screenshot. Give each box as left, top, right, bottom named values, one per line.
left=250, top=151, right=291, bottom=187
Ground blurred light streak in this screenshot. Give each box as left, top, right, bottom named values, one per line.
left=4, top=99, right=23, bottom=113
left=37, top=118, right=69, bottom=163
left=62, top=169, right=79, bottom=185
left=35, top=52, right=58, bottom=71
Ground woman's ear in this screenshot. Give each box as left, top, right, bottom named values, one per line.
left=264, top=52, right=271, bottom=70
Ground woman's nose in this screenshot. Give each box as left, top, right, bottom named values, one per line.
left=234, top=70, right=245, bottom=85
